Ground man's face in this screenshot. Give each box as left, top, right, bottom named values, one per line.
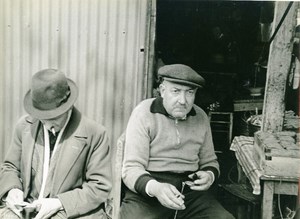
left=40, top=111, right=69, bottom=133
left=160, top=80, right=197, bottom=119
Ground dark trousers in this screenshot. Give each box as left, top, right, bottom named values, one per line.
left=120, top=172, right=235, bottom=219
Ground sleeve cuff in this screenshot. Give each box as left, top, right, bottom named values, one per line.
left=134, top=174, right=155, bottom=197
left=145, top=180, right=157, bottom=197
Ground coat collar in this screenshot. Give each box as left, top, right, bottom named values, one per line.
left=150, top=96, right=196, bottom=118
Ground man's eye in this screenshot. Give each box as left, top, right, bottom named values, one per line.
left=172, top=90, right=180, bottom=94
left=187, top=90, right=195, bottom=95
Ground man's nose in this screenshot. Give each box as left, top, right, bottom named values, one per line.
left=178, top=92, right=187, bottom=104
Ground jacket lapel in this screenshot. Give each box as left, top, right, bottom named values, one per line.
left=50, top=108, right=88, bottom=195
left=22, top=117, right=40, bottom=198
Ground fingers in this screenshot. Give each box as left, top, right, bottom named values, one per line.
left=6, top=189, right=26, bottom=217
left=160, top=195, right=185, bottom=210
left=170, top=185, right=185, bottom=199
left=156, top=184, right=185, bottom=210
left=6, top=188, right=24, bottom=204
left=187, top=171, right=212, bottom=191
left=188, top=171, right=206, bottom=180
left=30, top=198, right=62, bottom=219
left=189, top=182, right=210, bottom=191
left=6, top=202, right=23, bottom=217
left=30, top=200, right=46, bottom=219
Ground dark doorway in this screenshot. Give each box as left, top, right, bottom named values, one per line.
left=155, top=0, right=268, bottom=112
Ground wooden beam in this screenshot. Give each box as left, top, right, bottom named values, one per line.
left=144, top=0, right=157, bottom=99
left=262, top=2, right=298, bottom=132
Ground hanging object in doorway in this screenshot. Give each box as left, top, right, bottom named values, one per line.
left=259, top=2, right=274, bottom=42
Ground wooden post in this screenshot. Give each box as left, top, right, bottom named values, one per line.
left=262, top=2, right=297, bottom=132
left=144, top=0, right=157, bottom=99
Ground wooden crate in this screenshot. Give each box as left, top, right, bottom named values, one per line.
left=253, top=131, right=300, bottom=177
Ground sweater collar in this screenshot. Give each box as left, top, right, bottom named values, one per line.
left=150, top=96, right=196, bottom=118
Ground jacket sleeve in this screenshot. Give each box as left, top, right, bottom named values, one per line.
left=0, top=116, right=27, bottom=199
left=57, top=124, right=112, bottom=218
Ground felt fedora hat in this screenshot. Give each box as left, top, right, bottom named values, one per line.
left=24, top=69, right=78, bottom=119
left=158, top=64, right=205, bottom=88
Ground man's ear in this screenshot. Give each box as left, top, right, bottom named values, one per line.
left=159, top=83, right=165, bottom=96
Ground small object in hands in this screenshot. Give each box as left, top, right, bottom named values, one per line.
left=192, top=173, right=199, bottom=180
left=185, top=173, right=202, bottom=187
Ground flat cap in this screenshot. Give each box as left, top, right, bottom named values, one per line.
left=158, top=64, right=205, bottom=88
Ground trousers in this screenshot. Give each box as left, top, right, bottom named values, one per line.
left=120, top=171, right=235, bottom=219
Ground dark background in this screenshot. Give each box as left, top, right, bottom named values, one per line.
left=155, top=0, right=270, bottom=112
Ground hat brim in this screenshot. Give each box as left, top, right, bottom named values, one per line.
left=23, top=79, right=78, bottom=119
left=163, top=77, right=203, bottom=88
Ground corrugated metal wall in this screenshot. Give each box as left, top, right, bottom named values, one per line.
left=0, top=0, right=151, bottom=163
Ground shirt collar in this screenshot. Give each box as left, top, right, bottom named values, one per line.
left=150, top=96, right=196, bottom=118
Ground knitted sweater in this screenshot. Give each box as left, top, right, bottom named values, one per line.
left=122, top=97, right=219, bottom=195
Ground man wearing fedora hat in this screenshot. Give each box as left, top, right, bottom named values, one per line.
left=0, top=69, right=112, bottom=219
left=120, top=64, right=234, bottom=219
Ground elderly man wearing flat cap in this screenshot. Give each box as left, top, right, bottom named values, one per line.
left=121, top=64, right=234, bottom=219
left=0, top=69, right=112, bottom=219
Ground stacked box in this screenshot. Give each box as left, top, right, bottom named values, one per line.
left=253, top=131, right=300, bottom=177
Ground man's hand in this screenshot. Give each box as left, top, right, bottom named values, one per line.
left=187, top=171, right=214, bottom=191
left=147, top=180, right=185, bottom=210
left=5, top=188, right=28, bottom=217
left=29, top=198, right=63, bottom=219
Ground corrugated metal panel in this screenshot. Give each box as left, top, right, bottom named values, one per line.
left=0, top=0, right=150, bottom=163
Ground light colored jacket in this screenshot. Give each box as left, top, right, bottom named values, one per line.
left=0, top=108, right=112, bottom=218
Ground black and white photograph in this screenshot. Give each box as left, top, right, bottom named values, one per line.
left=0, top=1, right=299, bottom=219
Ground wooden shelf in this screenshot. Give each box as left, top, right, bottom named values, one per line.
left=234, top=98, right=263, bottom=112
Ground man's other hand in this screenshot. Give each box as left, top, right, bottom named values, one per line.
left=6, top=188, right=27, bottom=217
left=187, top=171, right=214, bottom=191
left=30, top=198, right=63, bottom=219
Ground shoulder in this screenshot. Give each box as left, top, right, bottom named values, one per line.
left=80, top=115, right=107, bottom=135
left=75, top=115, right=109, bottom=149
left=68, top=108, right=108, bottom=142
left=193, top=104, right=208, bottom=117
left=131, top=98, right=155, bottom=116
left=135, top=98, right=155, bottom=110
left=192, top=104, right=210, bottom=123
left=10, top=115, right=39, bottom=138
left=15, top=114, right=38, bottom=128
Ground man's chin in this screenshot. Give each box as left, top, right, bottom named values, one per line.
left=172, top=112, right=187, bottom=119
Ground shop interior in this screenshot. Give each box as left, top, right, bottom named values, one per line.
left=154, top=1, right=299, bottom=218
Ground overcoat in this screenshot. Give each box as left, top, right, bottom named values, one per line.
left=0, top=107, right=112, bottom=218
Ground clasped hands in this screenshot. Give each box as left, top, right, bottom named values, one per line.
left=147, top=170, right=214, bottom=210
left=5, top=188, right=63, bottom=219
